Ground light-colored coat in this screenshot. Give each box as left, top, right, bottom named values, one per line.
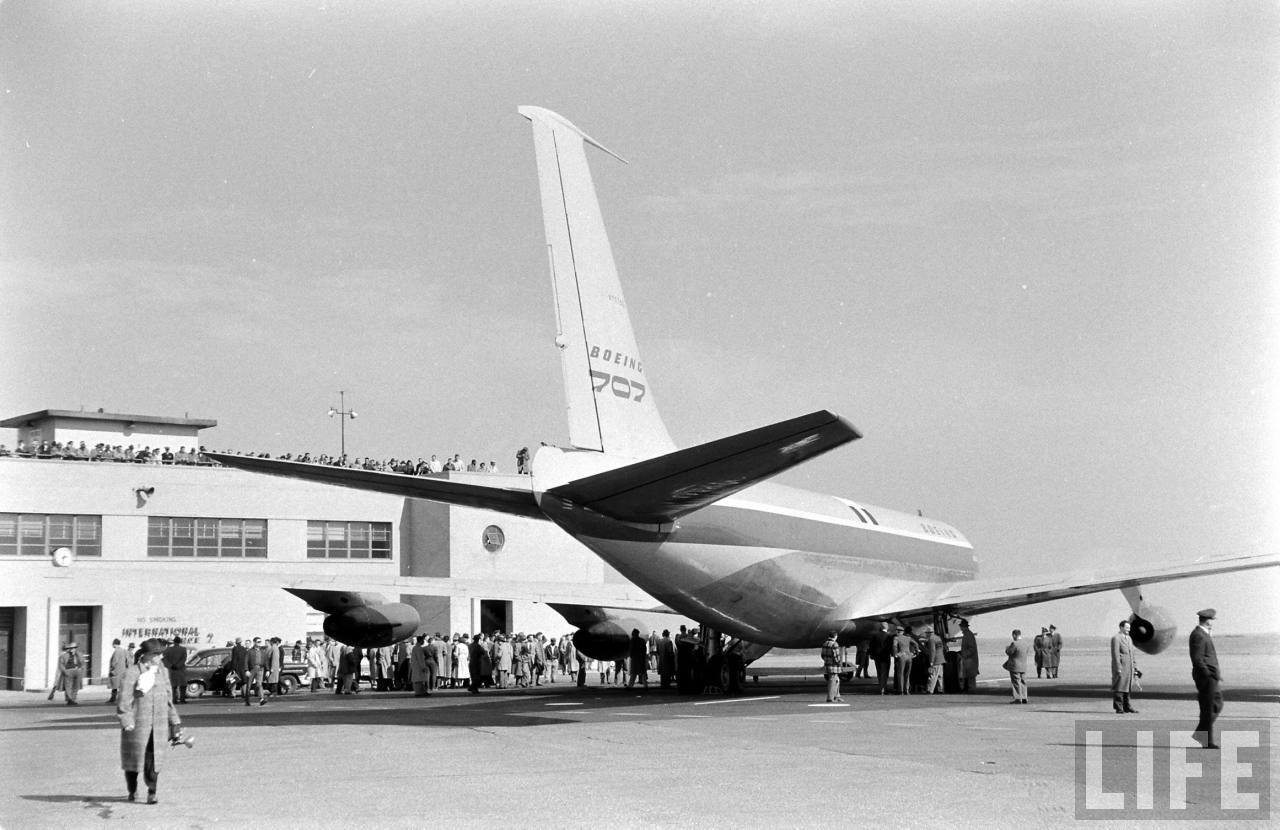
left=1110, top=632, right=1137, bottom=692
left=117, top=664, right=180, bottom=772
left=1004, top=637, right=1031, bottom=673
left=108, top=647, right=130, bottom=692
left=409, top=643, right=429, bottom=683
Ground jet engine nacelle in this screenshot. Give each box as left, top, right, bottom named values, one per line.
left=1128, top=605, right=1177, bottom=655
left=572, top=619, right=647, bottom=661
left=323, top=603, right=421, bottom=648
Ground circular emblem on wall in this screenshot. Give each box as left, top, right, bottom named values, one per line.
left=51, top=547, right=74, bottom=568
left=482, top=525, right=505, bottom=553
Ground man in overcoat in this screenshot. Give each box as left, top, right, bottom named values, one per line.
left=1110, top=620, right=1139, bottom=713
left=410, top=635, right=430, bottom=696
left=1046, top=624, right=1062, bottom=678
left=107, top=639, right=130, bottom=704
left=58, top=642, right=85, bottom=705
left=161, top=636, right=189, bottom=704
left=958, top=620, right=980, bottom=692
left=656, top=630, right=676, bottom=689
left=868, top=621, right=894, bottom=695
left=117, top=638, right=182, bottom=804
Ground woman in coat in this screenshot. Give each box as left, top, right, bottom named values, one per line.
left=117, top=638, right=182, bottom=804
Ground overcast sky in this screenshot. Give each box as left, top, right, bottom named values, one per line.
left=2, top=2, right=1276, bottom=635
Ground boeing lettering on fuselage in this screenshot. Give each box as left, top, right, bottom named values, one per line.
left=207, top=105, right=1278, bottom=663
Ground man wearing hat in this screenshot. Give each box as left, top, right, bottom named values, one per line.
left=891, top=624, right=920, bottom=695
left=117, top=638, right=182, bottom=804
left=107, top=639, right=130, bottom=704
left=868, top=621, right=893, bottom=695
left=922, top=625, right=946, bottom=694
left=1189, top=608, right=1222, bottom=749
left=1110, top=620, right=1139, bottom=714
left=58, top=642, right=84, bottom=705
left=161, top=636, right=189, bottom=704
left=958, top=620, right=980, bottom=692
left=820, top=631, right=844, bottom=702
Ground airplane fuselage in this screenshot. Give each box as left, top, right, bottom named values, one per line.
left=534, top=448, right=976, bottom=648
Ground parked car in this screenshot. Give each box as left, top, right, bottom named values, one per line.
left=183, top=647, right=309, bottom=698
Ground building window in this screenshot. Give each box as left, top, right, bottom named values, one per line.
left=0, top=513, right=101, bottom=557
left=306, top=521, right=391, bottom=560
left=147, top=517, right=267, bottom=558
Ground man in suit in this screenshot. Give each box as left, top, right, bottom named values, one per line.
left=244, top=637, right=266, bottom=706
left=1189, top=608, right=1222, bottom=749
left=1110, top=620, right=1139, bottom=713
left=1004, top=629, right=1031, bottom=703
left=161, top=636, right=189, bottom=704
left=891, top=624, right=919, bottom=695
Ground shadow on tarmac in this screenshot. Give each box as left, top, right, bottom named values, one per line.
left=20, top=794, right=130, bottom=821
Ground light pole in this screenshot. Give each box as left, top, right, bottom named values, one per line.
left=327, top=391, right=357, bottom=458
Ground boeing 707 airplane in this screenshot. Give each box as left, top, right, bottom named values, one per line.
left=208, top=107, right=1277, bottom=667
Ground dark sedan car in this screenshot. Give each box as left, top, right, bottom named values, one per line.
left=183, top=647, right=309, bottom=698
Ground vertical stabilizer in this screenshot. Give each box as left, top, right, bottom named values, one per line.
left=520, top=106, right=676, bottom=459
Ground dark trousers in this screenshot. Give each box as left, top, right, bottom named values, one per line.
left=125, top=735, right=158, bottom=794
left=1113, top=691, right=1135, bottom=712
left=1194, top=673, right=1222, bottom=741
left=874, top=657, right=891, bottom=693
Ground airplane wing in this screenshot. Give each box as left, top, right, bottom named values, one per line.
left=203, top=453, right=545, bottom=519
left=855, top=551, right=1279, bottom=621
left=73, top=560, right=667, bottom=612
left=548, top=410, right=860, bottom=523
left=284, top=574, right=662, bottom=610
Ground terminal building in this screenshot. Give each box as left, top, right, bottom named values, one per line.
left=0, top=408, right=643, bottom=692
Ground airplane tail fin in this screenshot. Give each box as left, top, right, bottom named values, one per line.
left=520, top=106, right=676, bottom=460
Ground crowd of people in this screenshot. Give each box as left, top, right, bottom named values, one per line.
left=211, top=627, right=722, bottom=698
left=0, top=441, right=213, bottom=464
left=0, top=442, right=536, bottom=476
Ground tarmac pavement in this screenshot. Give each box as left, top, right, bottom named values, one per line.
left=1, top=670, right=1275, bottom=830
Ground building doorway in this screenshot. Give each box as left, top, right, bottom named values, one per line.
left=0, top=607, right=22, bottom=691
left=58, top=606, right=98, bottom=684
left=479, top=600, right=511, bottom=635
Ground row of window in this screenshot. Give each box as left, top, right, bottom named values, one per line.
left=0, top=513, right=391, bottom=560
left=0, top=514, right=101, bottom=557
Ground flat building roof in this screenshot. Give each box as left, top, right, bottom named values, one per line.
left=0, top=409, right=217, bottom=430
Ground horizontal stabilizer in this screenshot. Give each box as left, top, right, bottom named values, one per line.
left=203, top=454, right=545, bottom=519
left=548, top=410, right=860, bottom=523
